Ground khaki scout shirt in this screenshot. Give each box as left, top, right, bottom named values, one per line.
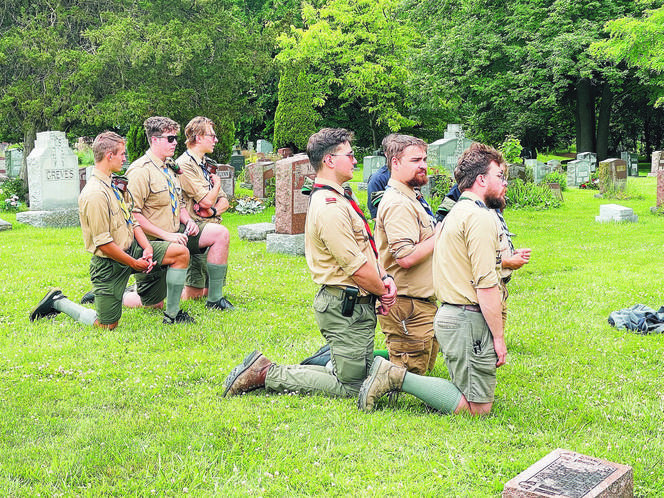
left=305, top=177, right=378, bottom=296
left=433, top=190, right=501, bottom=305
left=79, top=169, right=137, bottom=257
left=126, top=150, right=183, bottom=237
left=176, top=150, right=227, bottom=224
left=375, top=178, right=435, bottom=299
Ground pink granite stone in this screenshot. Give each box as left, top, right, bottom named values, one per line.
left=274, top=153, right=315, bottom=234
left=247, top=161, right=275, bottom=199
left=658, top=170, right=664, bottom=207
left=503, top=449, right=633, bottom=498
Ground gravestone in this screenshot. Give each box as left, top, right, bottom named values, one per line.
left=546, top=159, right=561, bottom=171
left=246, top=160, right=275, bottom=199
left=238, top=222, right=275, bottom=241
left=256, top=139, right=273, bottom=154
left=598, top=158, right=627, bottom=193
left=363, top=155, right=387, bottom=183
left=649, top=151, right=664, bottom=177
left=525, top=159, right=554, bottom=184
left=0, top=218, right=11, bottom=231
left=278, top=147, right=293, bottom=158
left=6, top=149, right=23, bottom=178
left=428, top=124, right=475, bottom=175
left=502, top=449, right=632, bottom=498
left=577, top=152, right=598, bottom=173
left=16, top=131, right=80, bottom=228
left=620, top=151, right=639, bottom=177
left=508, top=163, right=527, bottom=182
left=229, top=151, right=246, bottom=175
left=215, top=164, right=235, bottom=199
left=79, top=167, right=88, bottom=191
left=596, top=204, right=638, bottom=223
left=547, top=183, right=563, bottom=201
left=657, top=170, right=664, bottom=207
left=567, top=160, right=591, bottom=187
left=274, top=153, right=315, bottom=235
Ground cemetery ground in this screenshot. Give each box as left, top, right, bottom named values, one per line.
left=1, top=176, right=664, bottom=497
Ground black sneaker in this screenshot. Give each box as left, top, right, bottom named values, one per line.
left=30, top=288, right=65, bottom=322
left=163, top=309, right=195, bottom=324
left=206, top=297, right=235, bottom=311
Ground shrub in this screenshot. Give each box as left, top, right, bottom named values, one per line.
left=579, top=172, right=599, bottom=190
left=126, top=124, right=149, bottom=163
left=500, top=135, right=522, bottom=165
left=230, top=197, right=266, bottom=215
left=427, top=173, right=455, bottom=212
left=273, top=64, right=319, bottom=151
left=507, top=178, right=561, bottom=209
left=542, top=170, right=567, bottom=191
left=0, top=178, right=28, bottom=211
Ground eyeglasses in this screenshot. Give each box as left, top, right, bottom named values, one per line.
left=155, top=135, right=178, bottom=143
left=330, top=151, right=355, bottom=158
left=204, top=134, right=217, bottom=139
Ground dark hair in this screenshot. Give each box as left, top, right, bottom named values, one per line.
left=306, top=128, right=354, bottom=172
left=454, top=143, right=504, bottom=191
left=93, top=131, right=125, bottom=163
left=382, top=134, right=427, bottom=171
left=185, top=116, right=214, bottom=146
left=143, top=116, right=180, bottom=140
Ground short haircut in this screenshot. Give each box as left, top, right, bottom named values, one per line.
left=185, top=116, right=215, bottom=146
left=93, top=131, right=125, bottom=163
left=382, top=134, right=427, bottom=171
left=143, top=116, right=180, bottom=140
left=306, top=128, right=355, bottom=172
left=454, top=143, right=504, bottom=191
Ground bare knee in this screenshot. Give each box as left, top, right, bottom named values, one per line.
left=164, top=244, right=190, bottom=269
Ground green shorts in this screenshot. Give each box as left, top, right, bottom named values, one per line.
left=179, top=222, right=209, bottom=288
left=91, top=239, right=170, bottom=325
left=434, top=304, right=497, bottom=403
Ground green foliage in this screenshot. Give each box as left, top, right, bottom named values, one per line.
left=426, top=173, right=455, bottom=212
left=542, top=170, right=567, bottom=191
left=499, top=136, right=522, bottom=165
left=507, top=178, right=561, bottom=210
left=0, top=177, right=28, bottom=210
left=273, top=64, right=319, bottom=151
left=125, top=124, right=148, bottom=163
left=231, top=197, right=267, bottom=215
left=212, top=117, right=235, bottom=164
left=579, top=171, right=600, bottom=190
left=75, top=148, right=94, bottom=167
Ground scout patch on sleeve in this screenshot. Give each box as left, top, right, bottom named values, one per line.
left=325, top=197, right=337, bottom=204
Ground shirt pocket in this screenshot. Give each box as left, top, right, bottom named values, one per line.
left=148, top=176, right=173, bottom=208
left=350, top=211, right=368, bottom=245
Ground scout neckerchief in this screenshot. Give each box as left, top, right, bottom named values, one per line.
left=312, top=183, right=378, bottom=258
left=187, top=151, right=212, bottom=188
left=414, top=187, right=436, bottom=225
left=149, top=157, right=177, bottom=215
left=108, top=177, right=132, bottom=226
left=495, top=209, right=515, bottom=253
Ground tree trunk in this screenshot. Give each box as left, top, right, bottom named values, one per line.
left=575, top=78, right=595, bottom=153
left=596, top=84, right=612, bottom=160
left=20, top=126, right=37, bottom=183
left=644, top=112, right=652, bottom=159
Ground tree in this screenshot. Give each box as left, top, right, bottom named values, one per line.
left=273, top=63, right=319, bottom=151
left=276, top=0, right=418, bottom=147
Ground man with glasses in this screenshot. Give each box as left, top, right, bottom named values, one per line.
left=125, top=116, right=196, bottom=324
left=222, top=128, right=397, bottom=400
left=358, top=142, right=512, bottom=416
left=174, top=116, right=233, bottom=310
left=374, top=134, right=440, bottom=376
left=30, top=132, right=191, bottom=328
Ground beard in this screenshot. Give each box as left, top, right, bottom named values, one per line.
left=407, top=171, right=428, bottom=188
left=485, top=193, right=506, bottom=210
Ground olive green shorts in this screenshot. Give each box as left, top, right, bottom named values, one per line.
left=178, top=222, right=208, bottom=288
left=434, top=304, right=497, bottom=403
left=91, top=239, right=170, bottom=325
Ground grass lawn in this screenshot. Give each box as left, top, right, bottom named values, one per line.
left=1, top=175, right=664, bottom=497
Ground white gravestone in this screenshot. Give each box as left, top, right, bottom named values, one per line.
left=27, top=131, right=79, bottom=210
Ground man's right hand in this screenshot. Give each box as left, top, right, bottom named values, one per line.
left=493, top=335, right=507, bottom=368
left=131, top=257, right=151, bottom=273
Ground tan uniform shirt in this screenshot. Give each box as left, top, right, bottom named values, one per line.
left=433, top=191, right=501, bottom=305
left=79, top=169, right=136, bottom=257
left=176, top=150, right=227, bottom=224
left=305, top=177, right=378, bottom=296
left=494, top=210, right=514, bottom=280
left=126, top=150, right=183, bottom=237
left=375, top=179, right=435, bottom=299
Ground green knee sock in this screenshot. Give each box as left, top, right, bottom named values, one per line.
left=401, top=372, right=463, bottom=414
left=54, top=298, right=97, bottom=326
left=165, top=268, right=187, bottom=318
left=206, top=263, right=227, bottom=302
left=373, top=350, right=389, bottom=360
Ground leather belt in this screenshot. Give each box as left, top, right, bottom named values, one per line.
left=323, top=285, right=375, bottom=304
left=446, top=303, right=481, bottom=313
left=398, top=295, right=437, bottom=304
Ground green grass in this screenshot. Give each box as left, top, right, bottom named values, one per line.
left=1, top=177, right=664, bottom=496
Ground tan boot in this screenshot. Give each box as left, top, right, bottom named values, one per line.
left=357, top=356, right=406, bottom=412
left=222, top=351, right=273, bottom=397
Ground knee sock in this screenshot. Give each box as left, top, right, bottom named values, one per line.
left=373, top=349, right=389, bottom=360
left=401, top=372, right=463, bottom=414
left=165, top=268, right=187, bottom=318
left=54, top=298, right=97, bottom=326
left=206, top=263, right=227, bottom=302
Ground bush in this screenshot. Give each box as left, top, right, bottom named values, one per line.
left=126, top=124, right=149, bottom=163
left=273, top=64, right=319, bottom=151
left=507, top=179, right=561, bottom=209
left=542, top=170, right=567, bottom=191
left=0, top=178, right=28, bottom=211
left=427, top=173, right=455, bottom=212
left=500, top=135, right=522, bottom=165
left=579, top=172, right=599, bottom=190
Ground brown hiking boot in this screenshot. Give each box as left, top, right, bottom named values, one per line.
left=222, top=351, right=273, bottom=397
left=357, top=356, right=406, bottom=412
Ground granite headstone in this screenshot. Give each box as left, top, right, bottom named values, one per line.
left=598, top=158, right=627, bottom=193
left=274, top=153, right=315, bottom=235
left=620, top=151, right=639, bottom=177
left=215, top=163, right=235, bottom=199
